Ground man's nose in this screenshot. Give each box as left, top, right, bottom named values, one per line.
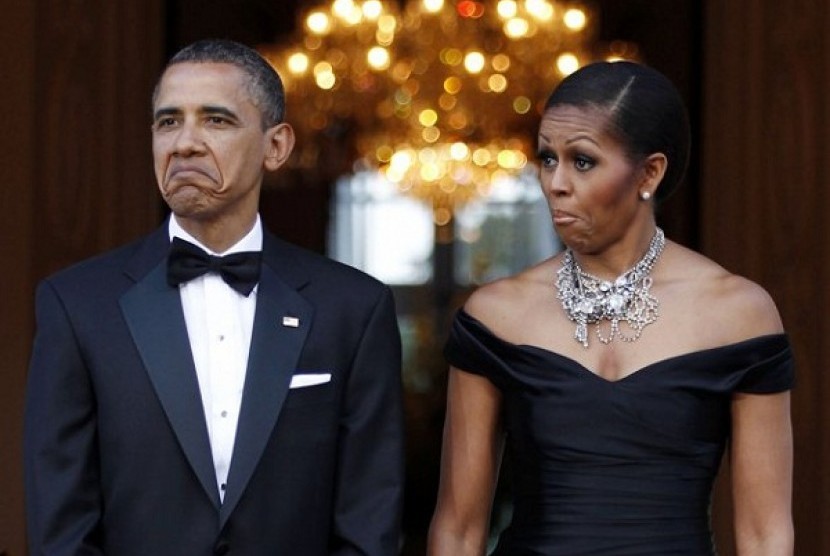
left=172, top=121, right=206, bottom=156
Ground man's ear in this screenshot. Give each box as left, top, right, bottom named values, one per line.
left=639, top=152, right=668, bottom=197
left=264, top=123, right=296, bottom=172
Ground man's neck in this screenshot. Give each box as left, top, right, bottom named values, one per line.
left=170, top=213, right=261, bottom=254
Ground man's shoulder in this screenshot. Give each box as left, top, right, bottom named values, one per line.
left=265, top=233, right=387, bottom=292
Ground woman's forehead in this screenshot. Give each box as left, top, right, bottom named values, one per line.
left=539, top=104, right=618, bottom=143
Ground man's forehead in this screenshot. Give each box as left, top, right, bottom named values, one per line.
left=162, top=60, right=246, bottom=80
left=155, top=62, right=252, bottom=106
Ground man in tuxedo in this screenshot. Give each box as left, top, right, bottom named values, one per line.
left=24, top=39, right=404, bottom=555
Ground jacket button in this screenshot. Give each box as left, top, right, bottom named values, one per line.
left=214, top=540, right=230, bottom=555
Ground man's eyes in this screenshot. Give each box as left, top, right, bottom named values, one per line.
left=152, top=116, right=234, bottom=129
left=153, top=117, right=178, bottom=130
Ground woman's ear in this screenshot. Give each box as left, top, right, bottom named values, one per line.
left=639, top=152, right=668, bottom=198
left=264, top=123, right=296, bottom=172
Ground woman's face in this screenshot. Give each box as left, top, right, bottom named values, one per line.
left=537, top=104, right=647, bottom=255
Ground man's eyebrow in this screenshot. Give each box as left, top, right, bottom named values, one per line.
left=201, top=106, right=239, bottom=120
left=153, top=107, right=181, bottom=120
left=152, top=106, right=240, bottom=121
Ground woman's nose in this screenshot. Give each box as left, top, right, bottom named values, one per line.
left=545, top=167, right=570, bottom=196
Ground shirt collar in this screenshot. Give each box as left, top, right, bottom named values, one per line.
left=168, top=214, right=263, bottom=256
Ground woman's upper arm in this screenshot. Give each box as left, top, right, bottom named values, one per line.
left=730, top=390, right=794, bottom=554
left=427, top=366, right=504, bottom=556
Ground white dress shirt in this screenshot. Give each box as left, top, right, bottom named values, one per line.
left=169, top=215, right=262, bottom=502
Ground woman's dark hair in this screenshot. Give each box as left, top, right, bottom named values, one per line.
left=153, top=39, right=286, bottom=129
left=544, top=61, right=690, bottom=202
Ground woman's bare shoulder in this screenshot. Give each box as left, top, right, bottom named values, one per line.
left=712, top=272, right=784, bottom=337
left=464, top=256, right=561, bottom=335
left=662, top=243, right=784, bottom=340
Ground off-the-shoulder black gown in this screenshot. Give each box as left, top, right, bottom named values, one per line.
left=444, top=310, right=794, bottom=556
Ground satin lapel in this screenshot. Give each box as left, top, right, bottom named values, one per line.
left=119, top=259, right=220, bottom=509
left=219, top=260, right=313, bottom=525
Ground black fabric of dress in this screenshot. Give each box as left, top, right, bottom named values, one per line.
left=444, top=310, right=795, bottom=556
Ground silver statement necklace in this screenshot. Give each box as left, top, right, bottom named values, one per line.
left=556, top=228, right=666, bottom=348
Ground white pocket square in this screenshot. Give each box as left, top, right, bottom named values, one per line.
left=289, top=373, right=332, bottom=389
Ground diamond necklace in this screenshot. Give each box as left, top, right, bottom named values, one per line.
left=555, top=228, right=666, bottom=348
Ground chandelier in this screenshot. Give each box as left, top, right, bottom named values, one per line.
left=260, top=0, right=637, bottom=224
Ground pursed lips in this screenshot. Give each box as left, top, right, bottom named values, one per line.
left=167, top=164, right=215, bottom=183
left=552, top=209, right=579, bottom=224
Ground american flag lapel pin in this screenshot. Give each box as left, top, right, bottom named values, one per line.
left=282, top=316, right=300, bottom=328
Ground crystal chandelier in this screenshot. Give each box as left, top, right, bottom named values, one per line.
left=260, top=0, right=637, bottom=224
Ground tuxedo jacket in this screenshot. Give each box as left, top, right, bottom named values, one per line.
left=24, top=223, right=405, bottom=555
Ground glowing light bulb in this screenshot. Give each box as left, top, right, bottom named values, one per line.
left=314, top=61, right=336, bottom=89
left=563, top=8, right=587, bottom=31
left=556, top=53, right=580, bottom=75
left=315, top=72, right=336, bottom=89
left=287, top=52, right=309, bottom=74
left=439, top=93, right=457, bottom=110
left=390, top=150, right=414, bottom=171
left=497, top=0, right=518, bottom=19
left=488, top=74, right=508, bottom=93
left=504, top=17, right=529, bottom=38
left=457, top=0, right=484, bottom=18
left=440, top=48, right=464, bottom=66
left=367, top=46, right=391, bottom=70
left=378, top=14, right=397, bottom=33
left=422, top=127, right=441, bottom=142
left=362, top=0, right=383, bottom=20
left=333, top=0, right=354, bottom=17
left=423, top=0, right=444, bottom=13
left=472, top=148, right=491, bottom=166
left=443, top=76, right=462, bottom=94
left=492, top=53, right=511, bottom=72
left=513, top=96, right=532, bottom=114
left=306, top=11, right=331, bottom=34
left=420, top=163, right=441, bottom=182
left=314, top=61, right=333, bottom=75
left=525, top=0, right=553, bottom=20
left=464, top=51, right=486, bottom=73
left=419, top=109, right=439, bottom=127
left=450, top=142, right=470, bottom=160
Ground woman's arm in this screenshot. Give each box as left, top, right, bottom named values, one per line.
left=714, top=273, right=794, bottom=554
left=730, top=390, right=794, bottom=555
left=427, top=367, right=505, bottom=556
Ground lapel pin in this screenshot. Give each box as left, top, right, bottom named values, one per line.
left=282, top=316, right=300, bottom=328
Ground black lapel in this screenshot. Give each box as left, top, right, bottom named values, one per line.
left=219, top=235, right=314, bottom=524
left=119, top=227, right=220, bottom=508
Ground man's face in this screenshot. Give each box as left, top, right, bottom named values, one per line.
left=152, top=62, right=275, bottom=227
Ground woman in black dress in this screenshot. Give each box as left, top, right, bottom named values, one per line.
left=427, top=61, right=794, bottom=555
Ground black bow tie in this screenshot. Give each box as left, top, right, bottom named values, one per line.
left=167, top=237, right=262, bottom=296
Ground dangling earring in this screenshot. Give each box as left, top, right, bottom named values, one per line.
left=640, top=190, right=652, bottom=201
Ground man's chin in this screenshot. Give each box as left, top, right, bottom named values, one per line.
left=163, top=189, right=213, bottom=218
